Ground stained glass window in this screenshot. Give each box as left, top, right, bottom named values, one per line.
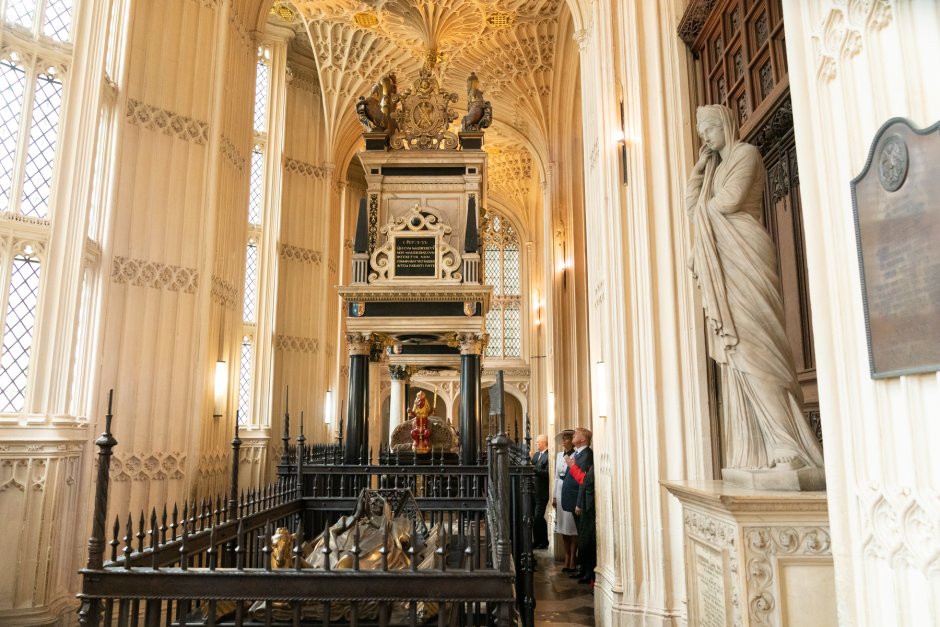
left=239, top=46, right=273, bottom=427
left=0, top=254, right=42, bottom=412
left=485, top=307, right=502, bottom=358
left=0, top=1, right=76, bottom=415
left=237, top=336, right=252, bottom=425
left=20, top=69, right=63, bottom=219
left=481, top=211, right=523, bottom=360
left=0, top=57, right=27, bottom=211
left=253, top=53, right=269, bottom=134
left=42, top=0, right=73, bottom=42
left=248, top=147, right=263, bottom=224
left=243, top=240, right=258, bottom=323
left=4, top=0, right=36, bottom=30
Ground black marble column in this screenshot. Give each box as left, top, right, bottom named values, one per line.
left=458, top=333, right=483, bottom=464
left=344, top=333, right=371, bottom=464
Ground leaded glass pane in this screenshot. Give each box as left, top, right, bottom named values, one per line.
left=20, top=70, right=63, bottom=219
left=237, top=337, right=252, bottom=425
left=243, top=241, right=258, bottom=323
left=4, top=0, right=36, bottom=30
left=483, top=245, right=501, bottom=296
left=503, top=300, right=521, bottom=358
left=485, top=306, right=502, bottom=358
left=248, top=148, right=263, bottom=224
left=0, top=255, right=41, bottom=412
left=253, top=59, right=269, bottom=133
left=503, top=244, right=520, bottom=295
left=0, top=59, right=26, bottom=211
left=42, top=0, right=73, bottom=42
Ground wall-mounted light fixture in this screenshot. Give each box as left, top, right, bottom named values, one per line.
left=548, top=391, right=555, bottom=425
left=213, top=360, right=228, bottom=418
left=323, top=389, right=333, bottom=424
left=593, top=360, right=608, bottom=419
left=533, top=289, right=543, bottom=326
left=555, top=226, right=569, bottom=289
left=618, top=95, right=628, bottom=187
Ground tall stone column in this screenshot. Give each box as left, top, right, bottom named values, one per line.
left=457, top=333, right=484, bottom=464
left=388, top=365, right=410, bottom=443
left=344, top=333, right=371, bottom=463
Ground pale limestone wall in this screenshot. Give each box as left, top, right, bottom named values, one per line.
left=96, top=0, right=251, bottom=522
left=271, top=50, right=338, bottom=453
left=782, top=1, right=940, bottom=624
left=575, top=0, right=712, bottom=624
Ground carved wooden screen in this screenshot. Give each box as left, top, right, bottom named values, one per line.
left=679, top=0, right=822, bottom=468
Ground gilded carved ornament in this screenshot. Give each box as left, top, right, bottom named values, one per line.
left=346, top=332, right=373, bottom=355
left=455, top=332, right=486, bottom=355
left=390, top=65, right=459, bottom=150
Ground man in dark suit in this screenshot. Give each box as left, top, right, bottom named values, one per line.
left=530, top=434, right=550, bottom=549
left=575, top=466, right=596, bottom=584
left=561, top=428, right=593, bottom=513
left=562, top=428, right=593, bottom=579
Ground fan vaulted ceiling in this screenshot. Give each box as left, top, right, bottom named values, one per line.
left=273, top=0, right=576, bottom=208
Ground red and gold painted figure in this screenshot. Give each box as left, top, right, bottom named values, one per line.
left=409, top=391, right=432, bottom=454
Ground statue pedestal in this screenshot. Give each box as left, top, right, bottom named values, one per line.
left=722, top=466, right=826, bottom=491
left=663, top=480, right=836, bottom=627
left=363, top=131, right=388, bottom=150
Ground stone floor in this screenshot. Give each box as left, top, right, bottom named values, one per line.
left=532, top=547, right=596, bottom=626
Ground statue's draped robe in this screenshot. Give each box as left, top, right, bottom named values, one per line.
left=686, top=111, right=824, bottom=470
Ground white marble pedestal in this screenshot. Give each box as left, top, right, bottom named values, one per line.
left=663, top=480, right=836, bottom=627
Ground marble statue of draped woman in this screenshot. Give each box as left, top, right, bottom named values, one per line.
left=685, top=104, right=824, bottom=471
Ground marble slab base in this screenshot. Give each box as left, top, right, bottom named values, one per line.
left=722, top=466, right=826, bottom=491
left=663, top=480, right=836, bottom=627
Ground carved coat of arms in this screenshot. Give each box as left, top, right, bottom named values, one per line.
left=391, top=67, right=459, bottom=150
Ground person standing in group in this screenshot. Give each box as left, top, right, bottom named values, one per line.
left=553, top=430, right=578, bottom=571
left=562, top=428, right=594, bottom=581
left=531, top=434, right=551, bottom=550
left=575, top=466, right=596, bottom=585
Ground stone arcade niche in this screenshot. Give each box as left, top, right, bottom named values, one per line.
left=339, top=64, right=497, bottom=465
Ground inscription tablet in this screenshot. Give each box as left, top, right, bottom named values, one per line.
left=851, top=118, right=940, bottom=377
left=693, top=542, right=728, bottom=627
left=394, top=236, right=436, bottom=277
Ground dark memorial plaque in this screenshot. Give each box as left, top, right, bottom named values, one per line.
left=851, top=118, right=940, bottom=378
left=394, top=236, right=436, bottom=277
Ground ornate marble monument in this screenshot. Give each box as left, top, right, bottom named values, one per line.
left=339, top=67, right=494, bottom=464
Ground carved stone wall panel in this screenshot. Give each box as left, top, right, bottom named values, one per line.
left=210, top=275, right=238, bottom=309
left=288, top=64, right=321, bottom=94
left=125, top=99, right=210, bottom=144
left=111, top=256, right=199, bottom=294
left=812, top=0, right=893, bottom=82
left=109, top=451, right=186, bottom=482
left=220, top=134, right=246, bottom=172
left=279, top=243, right=322, bottom=264
left=859, top=486, right=940, bottom=575
left=275, top=334, right=320, bottom=354
left=0, top=449, right=82, bottom=615
left=284, top=157, right=327, bottom=178
left=742, top=525, right=833, bottom=626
